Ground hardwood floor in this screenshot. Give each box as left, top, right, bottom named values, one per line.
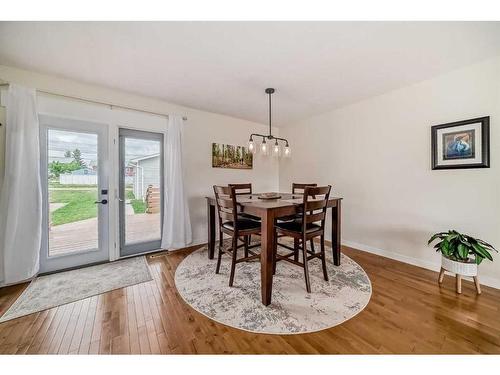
left=1, top=244, right=500, bottom=354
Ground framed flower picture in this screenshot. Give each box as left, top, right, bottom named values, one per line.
left=431, top=116, right=490, bottom=170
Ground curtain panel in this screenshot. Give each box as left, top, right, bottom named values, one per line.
left=160, top=115, right=192, bottom=250
left=0, top=84, right=42, bottom=285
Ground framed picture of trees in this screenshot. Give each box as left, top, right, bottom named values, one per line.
left=212, top=143, right=253, bottom=169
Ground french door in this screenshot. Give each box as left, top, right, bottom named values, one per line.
left=118, top=128, right=163, bottom=257
left=39, top=115, right=109, bottom=273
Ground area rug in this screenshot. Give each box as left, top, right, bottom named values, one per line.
left=0, top=256, right=152, bottom=323
left=175, top=242, right=372, bottom=334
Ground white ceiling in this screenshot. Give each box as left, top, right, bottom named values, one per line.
left=1, top=22, right=500, bottom=126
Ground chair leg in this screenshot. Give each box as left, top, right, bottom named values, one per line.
left=293, top=238, right=299, bottom=262
left=215, top=243, right=223, bottom=274
left=310, top=239, right=315, bottom=253
left=219, top=231, right=224, bottom=247
left=320, top=235, right=328, bottom=281
left=302, top=239, right=312, bottom=293
left=229, top=236, right=238, bottom=287
left=272, top=231, right=277, bottom=275
left=244, top=236, right=249, bottom=258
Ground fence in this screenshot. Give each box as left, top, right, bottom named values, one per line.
left=145, top=185, right=161, bottom=214
left=59, top=174, right=98, bottom=185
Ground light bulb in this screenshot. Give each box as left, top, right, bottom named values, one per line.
left=248, top=138, right=255, bottom=154
left=260, top=139, right=269, bottom=156
left=283, top=144, right=291, bottom=158
left=273, top=141, right=280, bottom=157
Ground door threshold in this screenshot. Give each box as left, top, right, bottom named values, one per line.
left=39, top=260, right=109, bottom=276
left=119, top=248, right=167, bottom=260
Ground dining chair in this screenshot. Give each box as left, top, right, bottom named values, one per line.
left=279, top=183, right=318, bottom=253
left=228, top=183, right=260, bottom=220
left=292, top=183, right=318, bottom=195
left=273, top=185, right=332, bottom=293
left=228, top=183, right=252, bottom=196
left=213, top=185, right=261, bottom=286
left=229, top=183, right=260, bottom=246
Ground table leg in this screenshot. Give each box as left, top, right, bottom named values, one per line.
left=260, top=210, right=275, bottom=306
left=207, top=202, right=215, bottom=259
left=331, top=200, right=341, bottom=266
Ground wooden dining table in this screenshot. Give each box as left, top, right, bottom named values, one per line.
left=205, top=192, right=343, bottom=306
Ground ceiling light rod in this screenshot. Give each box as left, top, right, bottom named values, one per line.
left=248, top=88, right=291, bottom=157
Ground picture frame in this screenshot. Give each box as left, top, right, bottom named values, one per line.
left=212, top=142, right=253, bottom=169
left=431, top=116, right=490, bottom=170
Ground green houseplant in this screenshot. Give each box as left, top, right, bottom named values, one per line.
left=428, top=230, right=497, bottom=265
left=429, top=230, right=497, bottom=287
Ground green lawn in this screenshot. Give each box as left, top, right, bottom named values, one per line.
left=50, top=188, right=146, bottom=226
left=50, top=189, right=97, bottom=226
left=49, top=180, right=98, bottom=189
left=126, top=189, right=147, bottom=214
left=130, top=199, right=147, bottom=214
left=126, top=189, right=134, bottom=199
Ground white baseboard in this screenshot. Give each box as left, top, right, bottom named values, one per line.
left=342, top=240, right=500, bottom=290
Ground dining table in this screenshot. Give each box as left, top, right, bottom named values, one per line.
left=205, top=192, right=343, bottom=306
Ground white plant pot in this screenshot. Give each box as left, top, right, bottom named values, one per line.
left=441, top=255, right=478, bottom=277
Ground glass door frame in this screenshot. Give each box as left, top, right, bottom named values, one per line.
left=39, top=114, right=110, bottom=273
left=118, top=128, right=164, bottom=257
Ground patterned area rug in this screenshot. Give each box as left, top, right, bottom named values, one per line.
left=175, top=243, right=372, bottom=334
left=0, top=256, right=152, bottom=323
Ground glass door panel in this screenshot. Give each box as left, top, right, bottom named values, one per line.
left=39, top=115, right=109, bottom=273
left=119, top=128, right=163, bottom=257
left=47, top=129, right=99, bottom=256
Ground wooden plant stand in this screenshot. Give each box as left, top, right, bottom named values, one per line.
left=438, top=267, right=481, bottom=294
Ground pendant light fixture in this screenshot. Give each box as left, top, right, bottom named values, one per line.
left=248, top=88, right=290, bottom=158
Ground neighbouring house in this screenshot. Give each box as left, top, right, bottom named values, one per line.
left=71, top=167, right=96, bottom=175
left=128, top=153, right=160, bottom=200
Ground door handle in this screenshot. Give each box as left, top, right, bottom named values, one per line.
left=94, top=199, right=108, bottom=204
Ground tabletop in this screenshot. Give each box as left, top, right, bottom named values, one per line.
left=206, top=192, right=342, bottom=210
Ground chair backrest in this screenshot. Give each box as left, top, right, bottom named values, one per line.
left=213, top=185, right=238, bottom=226
left=229, top=183, right=252, bottom=195
left=300, top=185, right=332, bottom=233
left=292, top=183, right=317, bottom=194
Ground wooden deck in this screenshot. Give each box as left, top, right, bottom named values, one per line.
left=125, top=213, right=161, bottom=245
left=1, top=244, right=500, bottom=354
left=49, top=218, right=98, bottom=256
left=49, top=213, right=161, bottom=256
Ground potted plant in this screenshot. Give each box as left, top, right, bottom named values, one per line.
left=428, top=230, right=497, bottom=293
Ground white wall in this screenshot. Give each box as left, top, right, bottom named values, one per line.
left=279, top=56, right=500, bottom=288
left=0, top=65, right=279, bottom=256
left=0, top=105, right=4, bottom=190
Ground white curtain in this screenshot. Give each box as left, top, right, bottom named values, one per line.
left=160, top=115, right=192, bottom=250
left=0, top=84, right=42, bottom=285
